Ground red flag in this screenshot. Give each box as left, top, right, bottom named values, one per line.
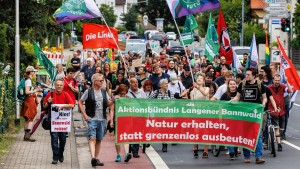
left=82, top=24, right=118, bottom=49
left=217, top=10, right=233, bottom=65
left=277, top=37, right=300, bottom=91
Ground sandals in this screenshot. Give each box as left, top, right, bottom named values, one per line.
left=202, top=152, right=208, bottom=158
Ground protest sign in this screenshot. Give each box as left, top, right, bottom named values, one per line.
left=115, top=99, right=264, bottom=151
left=132, top=58, right=142, bottom=67
left=51, top=104, right=72, bottom=132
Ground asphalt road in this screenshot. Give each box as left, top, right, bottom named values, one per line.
left=152, top=93, right=300, bottom=169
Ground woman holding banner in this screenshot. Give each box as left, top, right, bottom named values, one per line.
left=149, top=79, right=175, bottom=152
left=190, top=73, right=209, bottom=158
left=110, top=84, right=132, bottom=163
left=220, top=79, right=239, bottom=160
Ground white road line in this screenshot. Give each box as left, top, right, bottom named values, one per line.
left=282, top=140, right=300, bottom=151
left=293, top=103, right=300, bottom=107
left=146, top=146, right=169, bottom=169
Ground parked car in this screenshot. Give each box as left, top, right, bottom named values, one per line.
left=193, top=33, right=200, bottom=42
left=232, top=46, right=250, bottom=61
left=151, top=34, right=168, bottom=48
left=123, top=39, right=147, bottom=61
left=166, top=32, right=177, bottom=40
left=118, top=31, right=138, bottom=41
left=166, top=40, right=185, bottom=56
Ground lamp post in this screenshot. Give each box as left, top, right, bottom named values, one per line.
left=15, top=0, right=20, bottom=126
left=241, top=0, right=244, bottom=46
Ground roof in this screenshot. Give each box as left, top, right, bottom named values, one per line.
left=115, top=0, right=126, bottom=5
left=250, top=0, right=268, bottom=9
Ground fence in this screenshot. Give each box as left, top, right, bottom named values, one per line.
left=0, top=75, right=15, bottom=134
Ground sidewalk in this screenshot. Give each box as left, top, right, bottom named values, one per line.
left=0, top=105, right=155, bottom=169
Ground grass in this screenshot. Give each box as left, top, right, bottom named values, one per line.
left=0, top=119, right=23, bottom=159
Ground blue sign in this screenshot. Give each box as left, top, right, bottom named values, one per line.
left=272, top=20, right=280, bottom=24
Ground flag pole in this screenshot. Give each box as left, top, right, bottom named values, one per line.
left=171, top=16, right=195, bottom=82
left=99, top=15, right=128, bottom=72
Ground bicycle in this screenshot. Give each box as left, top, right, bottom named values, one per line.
left=264, top=109, right=279, bottom=157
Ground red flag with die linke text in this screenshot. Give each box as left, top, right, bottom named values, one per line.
left=115, top=98, right=264, bottom=151
left=82, top=24, right=118, bottom=49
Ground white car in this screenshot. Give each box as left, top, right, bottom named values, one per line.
left=232, top=46, right=250, bottom=61
left=166, top=32, right=176, bottom=40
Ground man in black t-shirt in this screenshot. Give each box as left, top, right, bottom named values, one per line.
left=231, top=68, right=267, bottom=164
left=71, top=51, right=81, bottom=72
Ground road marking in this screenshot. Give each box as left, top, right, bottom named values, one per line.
left=282, top=140, right=300, bottom=151
left=146, top=146, right=169, bottom=169
left=293, top=103, right=300, bottom=107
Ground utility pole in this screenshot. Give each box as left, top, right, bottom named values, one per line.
left=15, top=0, right=20, bottom=126
left=241, top=0, right=244, bottom=46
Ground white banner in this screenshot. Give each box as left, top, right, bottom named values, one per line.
left=51, top=104, right=72, bottom=132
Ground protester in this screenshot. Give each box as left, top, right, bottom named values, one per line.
left=211, top=71, right=234, bottom=100
left=127, top=78, right=147, bottom=158
left=55, top=63, right=65, bottom=80
left=149, top=63, right=170, bottom=90
left=137, top=66, right=149, bottom=87
left=231, top=68, right=267, bottom=164
left=21, top=66, right=41, bottom=142
left=149, top=79, right=175, bottom=152
left=142, top=80, right=154, bottom=97
left=180, top=65, right=193, bottom=89
left=220, top=79, right=239, bottom=160
left=112, top=70, right=129, bottom=95
left=267, top=74, right=293, bottom=151
left=110, top=84, right=132, bottom=162
left=190, top=73, right=209, bottom=158
left=241, top=53, right=248, bottom=67
left=78, top=73, right=112, bottom=167
left=168, top=74, right=187, bottom=99
left=216, top=56, right=231, bottom=73
left=71, top=51, right=81, bottom=73
left=165, top=60, right=179, bottom=77
left=42, top=79, right=75, bottom=164
left=63, top=67, right=79, bottom=104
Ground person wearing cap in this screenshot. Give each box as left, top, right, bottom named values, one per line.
left=168, top=74, right=187, bottom=99
left=205, top=72, right=218, bottom=99
left=159, top=55, right=168, bottom=69
left=75, top=57, right=96, bottom=90
left=149, top=63, right=170, bottom=90
left=180, top=65, right=193, bottom=89
left=21, top=66, right=42, bottom=142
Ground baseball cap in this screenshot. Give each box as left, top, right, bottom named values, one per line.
left=160, top=55, right=165, bottom=59
left=183, top=65, right=190, bottom=71
left=26, top=66, right=37, bottom=72
left=170, top=74, right=178, bottom=84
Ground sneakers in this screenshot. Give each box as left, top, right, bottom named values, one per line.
left=115, top=154, right=121, bottom=162
left=162, top=143, right=168, bottom=152
left=59, top=156, right=64, bottom=163
left=23, top=133, right=36, bottom=142
left=91, top=158, right=104, bottom=166
left=278, top=144, right=283, bottom=151
left=124, top=153, right=132, bottom=162
left=52, top=159, right=58, bottom=164
left=229, top=153, right=235, bottom=160
left=256, top=158, right=265, bottom=164
left=133, top=153, right=140, bottom=158
left=202, top=152, right=208, bottom=158
left=244, top=158, right=251, bottom=163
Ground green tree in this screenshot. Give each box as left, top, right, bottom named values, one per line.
left=121, top=6, right=138, bottom=31
left=291, top=0, right=300, bottom=48
left=0, top=24, right=9, bottom=63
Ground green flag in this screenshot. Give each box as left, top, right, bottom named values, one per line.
left=34, top=42, right=58, bottom=82
left=181, top=15, right=198, bottom=45
left=204, top=13, right=220, bottom=62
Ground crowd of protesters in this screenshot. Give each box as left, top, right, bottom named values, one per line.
left=22, top=47, right=296, bottom=166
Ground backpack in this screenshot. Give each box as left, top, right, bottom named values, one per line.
left=17, top=78, right=28, bottom=101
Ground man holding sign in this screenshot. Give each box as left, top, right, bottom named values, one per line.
left=42, top=79, right=75, bottom=164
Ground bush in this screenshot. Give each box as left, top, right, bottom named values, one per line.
left=0, top=24, right=9, bottom=64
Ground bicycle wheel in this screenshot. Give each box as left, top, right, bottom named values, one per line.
left=211, top=145, right=221, bottom=157
left=269, top=126, right=276, bottom=157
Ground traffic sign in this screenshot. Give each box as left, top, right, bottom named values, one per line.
left=264, top=13, right=286, bottom=19
left=264, top=6, right=286, bottom=12
left=264, top=0, right=286, bottom=3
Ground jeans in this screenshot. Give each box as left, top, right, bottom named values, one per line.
left=243, top=133, right=263, bottom=159
left=50, top=132, right=67, bottom=160
left=130, top=144, right=139, bottom=155
left=228, top=146, right=235, bottom=154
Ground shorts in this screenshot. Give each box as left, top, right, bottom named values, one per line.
left=87, top=119, right=106, bottom=141
left=271, top=115, right=285, bottom=129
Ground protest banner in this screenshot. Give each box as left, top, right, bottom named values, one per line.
left=115, top=98, right=264, bottom=151
left=132, top=58, right=142, bottom=67
left=51, top=104, right=72, bottom=132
